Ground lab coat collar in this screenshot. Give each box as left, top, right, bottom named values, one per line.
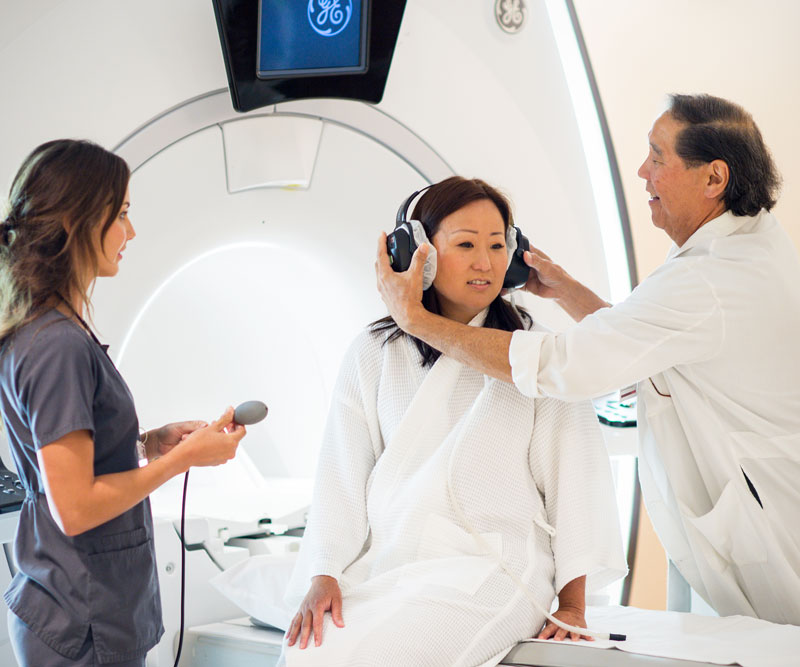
left=667, top=210, right=750, bottom=261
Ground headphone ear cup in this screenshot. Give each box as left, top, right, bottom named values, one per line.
left=505, top=225, right=518, bottom=267
left=387, top=223, right=418, bottom=272
left=503, top=228, right=531, bottom=289
left=407, top=220, right=438, bottom=290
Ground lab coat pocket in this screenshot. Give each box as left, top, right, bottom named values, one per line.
left=731, top=432, right=800, bottom=532
left=738, top=456, right=800, bottom=562
left=738, top=456, right=800, bottom=518
left=682, top=479, right=768, bottom=571
left=87, top=533, right=163, bottom=661
left=397, top=513, right=502, bottom=596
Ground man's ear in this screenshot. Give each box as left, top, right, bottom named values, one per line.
left=705, top=159, right=729, bottom=200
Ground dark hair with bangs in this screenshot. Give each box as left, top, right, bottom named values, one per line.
left=372, top=176, right=530, bottom=367
left=668, top=94, right=781, bottom=216
left=0, top=139, right=130, bottom=341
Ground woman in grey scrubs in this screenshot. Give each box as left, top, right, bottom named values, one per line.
left=0, top=139, right=247, bottom=666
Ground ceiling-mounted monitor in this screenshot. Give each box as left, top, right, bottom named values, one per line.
left=257, top=0, right=370, bottom=79
left=212, top=0, right=403, bottom=113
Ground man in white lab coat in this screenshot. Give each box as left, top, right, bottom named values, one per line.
left=375, top=93, right=800, bottom=624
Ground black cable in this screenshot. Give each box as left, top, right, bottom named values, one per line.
left=173, top=470, right=189, bottom=667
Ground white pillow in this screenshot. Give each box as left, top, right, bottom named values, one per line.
left=210, top=553, right=299, bottom=630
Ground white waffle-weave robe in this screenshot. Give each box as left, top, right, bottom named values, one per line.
left=283, top=320, right=626, bottom=667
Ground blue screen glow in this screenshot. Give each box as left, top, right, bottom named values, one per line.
left=258, top=0, right=367, bottom=78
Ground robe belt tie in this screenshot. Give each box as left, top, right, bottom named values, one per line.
left=534, top=514, right=556, bottom=537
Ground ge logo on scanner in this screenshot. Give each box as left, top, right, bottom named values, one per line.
left=308, top=0, right=353, bottom=37
left=495, top=0, right=527, bottom=34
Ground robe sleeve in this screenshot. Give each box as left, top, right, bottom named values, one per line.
left=287, top=332, right=382, bottom=599
left=510, top=259, right=724, bottom=400
left=529, top=397, right=627, bottom=595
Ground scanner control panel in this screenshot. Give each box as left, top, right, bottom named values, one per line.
left=0, top=465, right=24, bottom=513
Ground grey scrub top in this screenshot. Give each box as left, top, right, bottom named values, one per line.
left=0, top=309, right=163, bottom=663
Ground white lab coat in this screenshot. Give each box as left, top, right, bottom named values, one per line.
left=283, top=315, right=626, bottom=667
left=510, top=209, right=800, bottom=624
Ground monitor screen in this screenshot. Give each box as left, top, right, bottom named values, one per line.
left=257, top=0, right=369, bottom=79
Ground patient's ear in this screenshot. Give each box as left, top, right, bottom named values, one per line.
left=704, top=159, right=729, bottom=200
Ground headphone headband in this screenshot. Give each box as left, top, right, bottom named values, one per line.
left=395, top=184, right=434, bottom=226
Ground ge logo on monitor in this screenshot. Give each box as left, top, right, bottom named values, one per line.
left=308, top=0, right=353, bottom=37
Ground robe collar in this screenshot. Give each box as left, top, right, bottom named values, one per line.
left=467, top=308, right=490, bottom=328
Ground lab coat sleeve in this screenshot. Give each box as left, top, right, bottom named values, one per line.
left=294, top=333, right=382, bottom=584
left=529, top=397, right=627, bottom=594
left=510, top=260, right=725, bottom=399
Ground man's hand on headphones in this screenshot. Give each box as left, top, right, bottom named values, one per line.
left=522, top=245, right=570, bottom=300
left=523, top=245, right=611, bottom=322
left=375, top=232, right=428, bottom=332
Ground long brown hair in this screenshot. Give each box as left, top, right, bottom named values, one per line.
left=373, top=176, right=530, bottom=367
left=0, top=139, right=130, bottom=342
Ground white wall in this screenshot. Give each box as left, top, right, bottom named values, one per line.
left=575, top=0, right=800, bottom=280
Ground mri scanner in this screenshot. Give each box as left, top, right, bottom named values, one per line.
left=0, top=0, right=653, bottom=664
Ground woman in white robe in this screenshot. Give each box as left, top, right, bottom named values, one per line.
left=282, top=177, right=626, bottom=667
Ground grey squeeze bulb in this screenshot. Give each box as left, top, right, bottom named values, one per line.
left=234, top=400, right=268, bottom=425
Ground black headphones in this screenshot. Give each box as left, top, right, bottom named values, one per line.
left=386, top=185, right=532, bottom=289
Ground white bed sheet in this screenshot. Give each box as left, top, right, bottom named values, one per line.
left=522, top=606, right=799, bottom=667
left=210, top=553, right=298, bottom=631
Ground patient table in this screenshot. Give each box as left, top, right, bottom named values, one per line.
left=179, top=604, right=799, bottom=667
left=503, top=644, right=714, bottom=667
left=179, top=619, right=709, bottom=666
left=180, top=619, right=712, bottom=667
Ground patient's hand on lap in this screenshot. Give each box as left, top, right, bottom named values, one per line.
left=286, top=575, right=345, bottom=649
